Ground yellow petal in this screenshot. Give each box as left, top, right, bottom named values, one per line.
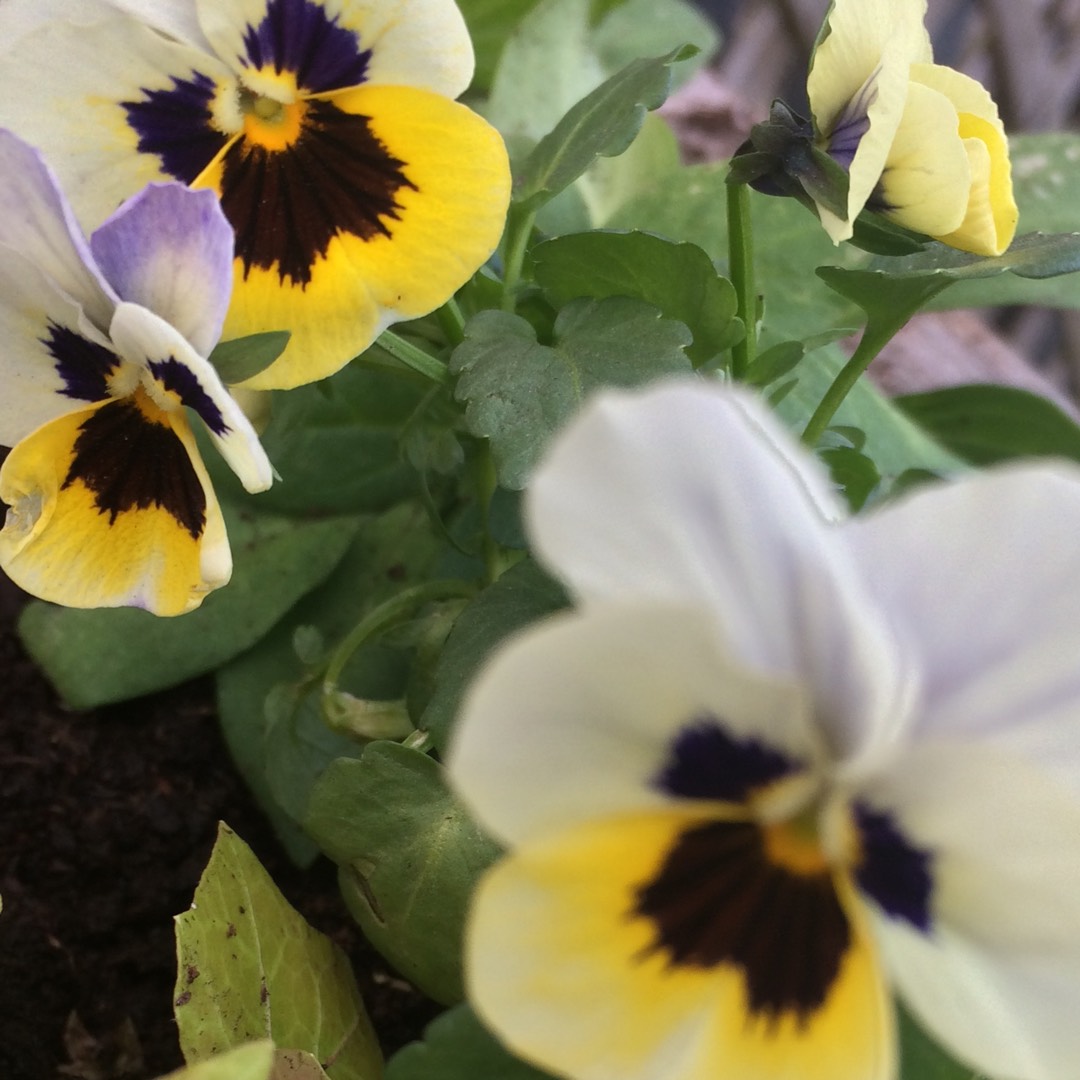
left=194, top=85, right=510, bottom=390
left=0, top=391, right=229, bottom=616
left=879, top=81, right=970, bottom=238
left=909, top=62, right=1005, bottom=135
left=467, top=810, right=895, bottom=1080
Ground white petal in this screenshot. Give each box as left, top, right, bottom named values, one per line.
left=0, top=246, right=124, bottom=447
left=90, top=183, right=234, bottom=357
left=0, top=0, right=210, bottom=50
left=858, top=741, right=1080, bottom=1079
left=846, top=464, right=1080, bottom=790
left=0, top=131, right=116, bottom=332
left=449, top=601, right=822, bottom=848
left=195, top=0, right=474, bottom=98
left=526, top=380, right=917, bottom=771
left=108, top=301, right=273, bottom=493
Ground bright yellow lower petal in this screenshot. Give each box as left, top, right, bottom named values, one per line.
left=196, top=85, right=510, bottom=390
left=467, top=810, right=895, bottom=1080
left=0, top=395, right=230, bottom=616
left=880, top=82, right=970, bottom=238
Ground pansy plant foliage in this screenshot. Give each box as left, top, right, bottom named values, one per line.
left=0, top=131, right=272, bottom=616
left=450, top=381, right=1080, bottom=1080
left=0, top=0, right=512, bottom=389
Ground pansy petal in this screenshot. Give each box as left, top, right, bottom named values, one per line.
left=0, top=130, right=115, bottom=331
left=856, top=742, right=1080, bottom=1079
left=108, top=301, right=273, bottom=493
left=0, top=246, right=126, bottom=448
left=90, top=184, right=235, bottom=358
left=0, top=397, right=229, bottom=616
left=0, top=0, right=210, bottom=51
left=0, top=12, right=236, bottom=228
left=877, top=81, right=970, bottom=238
left=845, top=464, right=1080, bottom=787
left=194, top=83, right=509, bottom=389
left=526, top=382, right=916, bottom=770
left=467, top=812, right=894, bottom=1080
left=449, top=602, right=821, bottom=849
left=910, top=62, right=1006, bottom=135
left=196, top=0, right=473, bottom=98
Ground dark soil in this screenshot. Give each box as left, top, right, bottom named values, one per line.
left=0, top=575, right=439, bottom=1080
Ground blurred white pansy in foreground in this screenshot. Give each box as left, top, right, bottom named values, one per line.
left=449, top=379, right=1080, bottom=1080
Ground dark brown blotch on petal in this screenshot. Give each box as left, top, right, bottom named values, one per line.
left=63, top=399, right=206, bottom=540
left=633, top=820, right=850, bottom=1027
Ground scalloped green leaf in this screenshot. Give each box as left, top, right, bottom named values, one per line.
left=451, top=297, right=692, bottom=488
left=531, top=230, right=742, bottom=363
left=387, top=1005, right=555, bottom=1080
left=18, top=508, right=361, bottom=709
left=305, top=743, right=499, bottom=1005
left=174, top=824, right=382, bottom=1079
left=514, top=45, right=696, bottom=212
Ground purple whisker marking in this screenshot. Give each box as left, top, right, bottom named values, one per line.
left=854, top=801, right=934, bottom=932
left=44, top=322, right=119, bottom=403
left=654, top=717, right=801, bottom=803
left=148, top=358, right=229, bottom=436
left=242, top=0, right=371, bottom=94
left=122, top=72, right=230, bottom=185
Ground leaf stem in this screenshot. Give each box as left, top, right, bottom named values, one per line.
left=437, top=297, right=467, bottom=346
left=376, top=330, right=450, bottom=385
left=501, top=205, right=536, bottom=312
left=800, top=308, right=910, bottom=446
left=726, top=180, right=757, bottom=379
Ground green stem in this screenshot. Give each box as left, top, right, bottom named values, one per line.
left=321, top=580, right=475, bottom=701
left=800, top=310, right=910, bottom=446
left=476, top=444, right=501, bottom=585
left=377, top=330, right=450, bottom=385
left=727, top=181, right=757, bottom=379
left=437, top=297, right=467, bottom=346
left=501, top=205, right=536, bottom=313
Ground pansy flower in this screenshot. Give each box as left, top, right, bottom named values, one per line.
left=449, top=380, right=1080, bottom=1080
left=0, top=131, right=272, bottom=617
left=808, top=0, right=1017, bottom=255
left=0, top=0, right=511, bottom=389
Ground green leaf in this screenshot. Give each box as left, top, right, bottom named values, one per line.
left=160, top=1042, right=275, bottom=1080
left=209, top=332, right=291, bottom=384
left=174, top=824, right=383, bottom=1079
left=899, top=1006, right=986, bottom=1080
left=531, top=230, right=742, bottom=364
left=514, top=46, right=696, bottom=213
left=18, top=508, right=361, bottom=710
left=421, top=559, right=568, bottom=752
left=895, top=384, right=1080, bottom=466
left=387, top=1005, right=556, bottom=1080
left=819, top=446, right=880, bottom=511
left=451, top=297, right=692, bottom=488
left=216, top=504, right=439, bottom=864
left=456, top=0, right=543, bottom=93
left=306, top=743, right=500, bottom=1005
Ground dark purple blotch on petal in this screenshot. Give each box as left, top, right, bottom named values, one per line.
left=44, top=322, right=120, bottom=403
left=242, top=0, right=371, bottom=94
left=634, top=819, right=850, bottom=1027
left=654, top=717, right=801, bottom=803
left=854, top=801, right=934, bottom=932
left=122, top=72, right=230, bottom=185
left=64, top=399, right=206, bottom=539
left=148, top=358, right=229, bottom=436
left=218, top=99, right=414, bottom=286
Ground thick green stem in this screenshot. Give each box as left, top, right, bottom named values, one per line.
left=801, top=310, right=910, bottom=446
left=377, top=330, right=450, bottom=385
left=501, top=205, right=536, bottom=313
left=727, top=181, right=757, bottom=379
left=437, top=297, right=467, bottom=346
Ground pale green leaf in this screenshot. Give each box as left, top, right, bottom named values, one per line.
left=18, top=509, right=361, bottom=709
left=455, top=0, right=543, bottom=93
left=174, top=824, right=383, bottom=1080
left=209, top=332, right=290, bottom=384
left=305, top=743, right=500, bottom=1005
left=451, top=297, right=692, bottom=488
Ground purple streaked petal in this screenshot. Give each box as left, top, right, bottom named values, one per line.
left=654, top=717, right=803, bottom=803
left=91, top=184, right=235, bottom=358
left=108, top=301, right=273, bottom=494
left=121, top=70, right=232, bottom=185
left=0, top=129, right=116, bottom=331
left=854, top=800, right=933, bottom=932
left=240, top=0, right=370, bottom=93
